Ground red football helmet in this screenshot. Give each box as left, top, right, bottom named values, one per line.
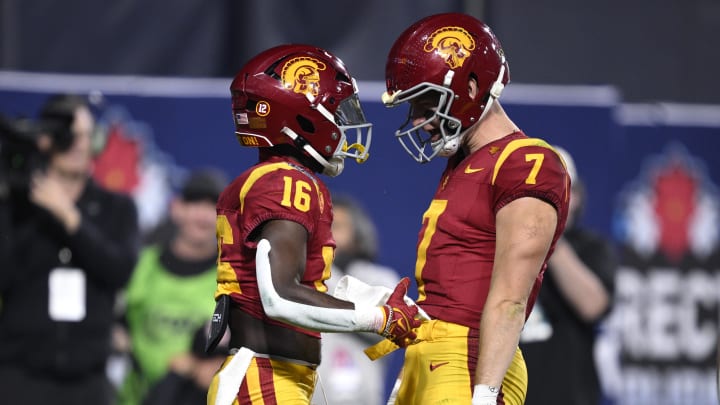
left=382, top=13, right=510, bottom=163
left=231, top=44, right=371, bottom=176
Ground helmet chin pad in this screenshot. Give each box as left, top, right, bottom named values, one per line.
left=437, top=137, right=460, bottom=157
left=322, top=156, right=345, bottom=177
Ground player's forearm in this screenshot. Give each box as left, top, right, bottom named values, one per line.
left=475, top=299, right=526, bottom=386
left=256, top=239, right=386, bottom=333
left=263, top=285, right=385, bottom=333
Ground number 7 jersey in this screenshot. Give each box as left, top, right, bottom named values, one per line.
left=414, top=131, right=570, bottom=329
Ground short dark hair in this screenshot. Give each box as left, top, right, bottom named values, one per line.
left=38, top=93, right=90, bottom=153
left=332, top=194, right=379, bottom=261
left=180, top=168, right=228, bottom=203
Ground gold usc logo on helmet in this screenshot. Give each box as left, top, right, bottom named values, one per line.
left=424, top=26, right=476, bottom=69
left=281, top=56, right=327, bottom=97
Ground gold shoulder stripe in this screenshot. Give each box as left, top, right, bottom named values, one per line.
left=239, top=162, right=294, bottom=213
left=492, top=138, right=553, bottom=185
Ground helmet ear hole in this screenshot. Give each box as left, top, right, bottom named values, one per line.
left=296, top=115, right=315, bottom=133
left=334, top=72, right=351, bottom=84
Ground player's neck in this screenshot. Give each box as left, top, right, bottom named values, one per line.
left=463, top=103, right=519, bottom=153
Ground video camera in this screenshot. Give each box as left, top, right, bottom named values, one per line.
left=0, top=115, right=46, bottom=195
left=0, top=113, right=74, bottom=197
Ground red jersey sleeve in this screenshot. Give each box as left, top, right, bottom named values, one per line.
left=490, top=138, right=570, bottom=216
left=235, top=162, right=326, bottom=239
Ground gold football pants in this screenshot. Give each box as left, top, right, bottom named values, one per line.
left=394, top=319, right=527, bottom=405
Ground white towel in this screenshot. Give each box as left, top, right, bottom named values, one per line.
left=214, top=347, right=255, bottom=405
left=333, top=275, right=430, bottom=320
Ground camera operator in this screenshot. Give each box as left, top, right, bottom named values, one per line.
left=0, top=94, right=140, bottom=405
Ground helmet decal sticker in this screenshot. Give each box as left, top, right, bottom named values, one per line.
left=424, top=26, right=476, bottom=69
left=248, top=116, right=266, bottom=129
left=238, top=134, right=260, bottom=146
left=255, top=100, right=270, bottom=117
left=281, top=57, right=327, bottom=97
left=235, top=112, right=248, bottom=125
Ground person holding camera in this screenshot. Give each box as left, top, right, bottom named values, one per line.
left=0, top=94, right=140, bottom=405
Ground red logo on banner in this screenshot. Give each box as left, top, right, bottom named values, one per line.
left=653, top=162, right=697, bottom=263
left=93, top=124, right=141, bottom=194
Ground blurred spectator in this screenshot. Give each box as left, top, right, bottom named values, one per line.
left=519, top=146, right=617, bottom=405
left=0, top=93, right=139, bottom=405
left=312, top=195, right=401, bottom=405
left=141, top=322, right=229, bottom=405
left=117, top=168, right=226, bottom=405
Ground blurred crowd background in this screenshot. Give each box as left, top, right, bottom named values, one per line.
left=1, top=1, right=719, bottom=405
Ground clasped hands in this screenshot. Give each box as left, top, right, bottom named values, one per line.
left=332, top=274, right=426, bottom=348
left=376, top=277, right=423, bottom=347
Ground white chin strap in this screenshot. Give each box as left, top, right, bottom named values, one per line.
left=280, top=127, right=345, bottom=177
left=477, top=63, right=506, bottom=123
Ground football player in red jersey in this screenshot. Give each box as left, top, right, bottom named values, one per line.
left=205, top=44, right=421, bottom=405
left=380, top=13, right=571, bottom=405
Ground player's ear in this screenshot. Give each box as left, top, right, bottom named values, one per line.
left=468, top=77, right=479, bottom=99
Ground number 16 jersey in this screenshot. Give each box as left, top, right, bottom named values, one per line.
left=214, top=156, right=335, bottom=338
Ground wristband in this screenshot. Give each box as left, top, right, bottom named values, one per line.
left=471, top=384, right=499, bottom=405
left=380, top=304, right=394, bottom=336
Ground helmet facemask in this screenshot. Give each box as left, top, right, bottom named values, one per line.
left=333, top=93, right=372, bottom=165
left=287, top=92, right=372, bottom=177
left=385, top=83, right=462, bottom=163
